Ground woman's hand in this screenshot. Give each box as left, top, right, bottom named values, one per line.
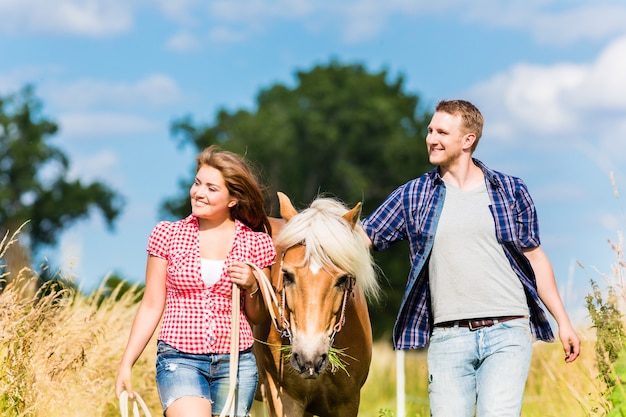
left=228, top=262, right=259, bottom=294
left=115, top=365, right=133, bottom=398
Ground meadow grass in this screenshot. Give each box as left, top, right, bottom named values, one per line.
left=0, top=272, right=605, bottom=417
left=358, top=334, right=604, bottom=417
left=0, top=232, right=613, bottom=417
left=0, top=275, right=160, bottom=417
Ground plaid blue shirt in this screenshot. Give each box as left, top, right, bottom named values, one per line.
left=362, top=159, right=555, bottom=350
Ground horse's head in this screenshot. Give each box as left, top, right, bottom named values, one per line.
left=272, top=192, right=379, bottom=379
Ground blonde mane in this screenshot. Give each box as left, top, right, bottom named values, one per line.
left=274, top=197, right=380, bottom=301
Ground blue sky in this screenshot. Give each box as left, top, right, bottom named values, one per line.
left=1, top=0, right=626, bottom=326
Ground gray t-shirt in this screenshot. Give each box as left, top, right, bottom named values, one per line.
left=429, top=181, right=528, bottom=323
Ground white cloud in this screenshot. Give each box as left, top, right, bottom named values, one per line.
left=207, top=27, right=249, bottom=44
left=67, top=149, right=123, bottom=186
left=0, top=0, right=135, bottom=36
left=460, top=0, right=626, bottom=46
left=468, top=35, right=626, bottom=164
left=0, top=65, right=65, bottom=95
left=165, top=31, right=203, bottom=52
left=530, top=4, right=626, bottom=45
left=43, top=75, right=181, bottom=111
left=3, top=0, right=625, bottom=47
left=209, top=0, right=311, bottom=24
left=58, top=112, right=163, bottom=140
left=572, top=36, right=626, bottom=110
left=155, top=0, right=202, bottom=25
left=200, top=0, right=428, bottom=44
left=198, top=0, right=626, bottom=45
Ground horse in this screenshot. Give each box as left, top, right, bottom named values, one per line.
left=252, top=192, right=380, bottom=417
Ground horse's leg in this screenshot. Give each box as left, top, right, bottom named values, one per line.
left=258, top=372, right=306, bottom=417
left=322, top=397, right=360, bottom=417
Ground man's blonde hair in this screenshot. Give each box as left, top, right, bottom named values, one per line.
left=436, top=100, right=484, bottom=152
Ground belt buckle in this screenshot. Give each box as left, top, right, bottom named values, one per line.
left=468, top=320, right=487, bottom=331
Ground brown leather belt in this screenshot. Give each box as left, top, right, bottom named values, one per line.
left=434, top=315, right=526, bottom=331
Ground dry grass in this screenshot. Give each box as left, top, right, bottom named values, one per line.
left=0, top=271, right=607, bottom=417
left=358, top=333, right=604, bottom=417
left=0, top=276, right=159, bottom=417
left=523, top=334, right=608, bottom=417
left=0, top=227, right=610, bottom=417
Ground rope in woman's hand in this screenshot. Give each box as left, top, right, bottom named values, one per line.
left=219, top=283, right=240, bottom=417
left=220, top=262, right=278, bottom=417
left=119, top=391, right=151, bottom=417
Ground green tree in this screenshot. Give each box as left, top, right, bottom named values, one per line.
left=0, top=86, right=124, bottom=293
left=165, top=60, right=432, bottom=339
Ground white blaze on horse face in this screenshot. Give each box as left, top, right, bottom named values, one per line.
left=309, top=258, right=322, bottom=275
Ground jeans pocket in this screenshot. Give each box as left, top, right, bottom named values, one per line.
left=157, top=340, right=179, bottom=355
left=430, top=326, right=458, bottom=343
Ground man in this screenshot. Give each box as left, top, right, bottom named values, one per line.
left=362, top=100, right=580, bottom=416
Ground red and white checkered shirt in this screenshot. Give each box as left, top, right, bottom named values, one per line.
left=148, top=215, right=276, bottom=354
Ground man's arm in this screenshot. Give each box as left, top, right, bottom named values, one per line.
left=523, top=246, right=580, bottom=362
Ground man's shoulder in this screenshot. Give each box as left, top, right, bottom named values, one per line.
left=403, top=168, right=439, bottom=189
left=475, top=159, right=527, bottom=190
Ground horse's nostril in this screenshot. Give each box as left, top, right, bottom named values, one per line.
left=292, top=352, right=302, bottom=366
left=317, top=353, right=328, bottom=371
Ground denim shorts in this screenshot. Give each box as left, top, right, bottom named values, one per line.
left=155, top=341, right=258, bottom=416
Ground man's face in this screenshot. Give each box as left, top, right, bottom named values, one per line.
left=425, top=111, right=468, bottom=167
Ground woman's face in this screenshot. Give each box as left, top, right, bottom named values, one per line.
left=190, top=165, right=237, bottom=221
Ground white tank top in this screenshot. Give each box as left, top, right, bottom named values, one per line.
left=200, top=258, right=224, bottom=287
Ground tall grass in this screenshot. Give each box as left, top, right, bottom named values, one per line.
left=358, top=335, right=603, bottom=417
left=0, top=230, right=614, bottom=417
left=0, top=270, right=603, bottom=417
left=0, top=228, right=159, bottom=417
left=0, top=275, right=160, bottom=417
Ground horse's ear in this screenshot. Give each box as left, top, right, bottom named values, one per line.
left=343, top=202, right=362, bottom=228
left=277, top=192, right=298, bottom=221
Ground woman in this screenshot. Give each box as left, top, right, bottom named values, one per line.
left=116, top=145, right=276, bottom=417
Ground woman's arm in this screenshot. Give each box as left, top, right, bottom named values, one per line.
left=115, top=255, right=167, bottom=397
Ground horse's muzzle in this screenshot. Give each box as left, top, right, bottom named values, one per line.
left=291, top=351, right=329, bottom=379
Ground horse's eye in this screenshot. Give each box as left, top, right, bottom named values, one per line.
left=282, top=269, right=295, bottom=285
left=335, top=274, right=352, bottom=290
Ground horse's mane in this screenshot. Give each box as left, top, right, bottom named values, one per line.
left=274, top=197, right=380, bottom=301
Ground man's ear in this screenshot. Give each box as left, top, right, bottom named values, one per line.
left=463, top=133, right=477, bottom=150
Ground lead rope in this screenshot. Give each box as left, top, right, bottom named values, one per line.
left=220, top=262, right=282, bottom=417
left=119, top=391, right=152, bottom=417
left=245, top=261, right=285, bottom=337
left=220, top=283, right=240, bottom=417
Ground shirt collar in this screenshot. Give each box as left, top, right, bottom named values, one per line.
left=184, top=214, right=245, bottom=232
left=426, top=158, right=503, bottom=189
left=472, top=158, right=502, bottom=190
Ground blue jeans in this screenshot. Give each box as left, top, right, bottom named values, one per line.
left=427, top=317, right=532, bottom=417
left=155, top=341, right=258, bottom=416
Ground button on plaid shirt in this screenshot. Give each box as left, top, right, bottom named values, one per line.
left=148, top=215, right=276, bottom=354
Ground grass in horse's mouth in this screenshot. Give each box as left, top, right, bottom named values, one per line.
left=254, top=339, right=356, bottom=376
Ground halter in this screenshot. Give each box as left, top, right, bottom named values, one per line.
left=253, top=244, right=355, bottom=346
